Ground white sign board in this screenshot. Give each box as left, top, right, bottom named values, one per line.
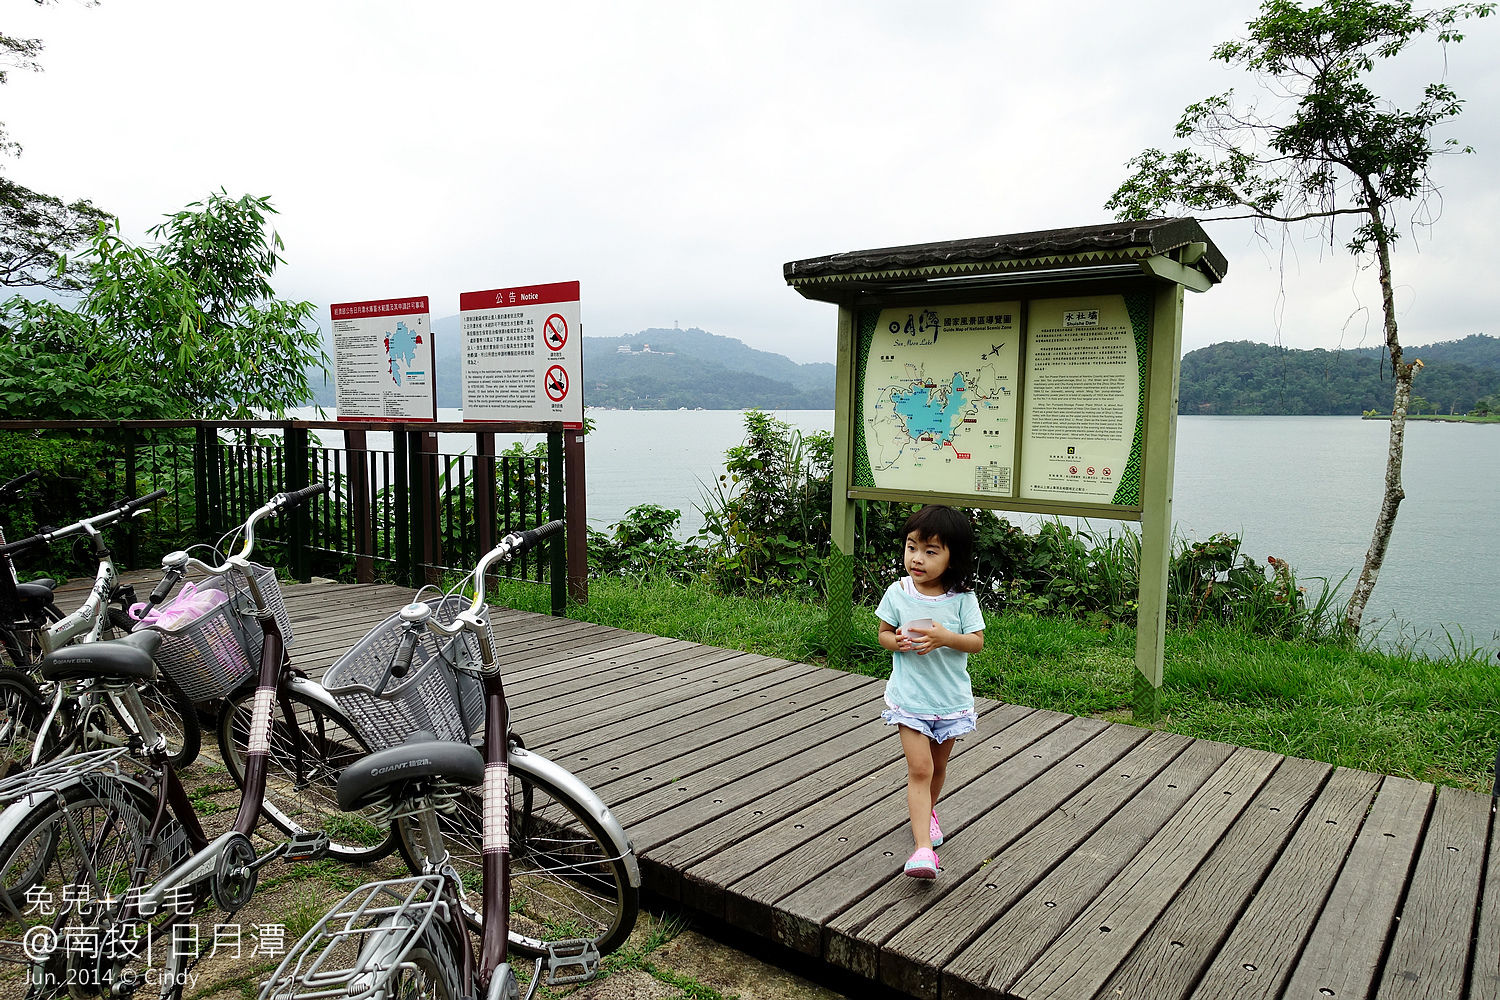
left=329, top=296, right=436, bottom=421
left=459, top=281, right=582, bottom=427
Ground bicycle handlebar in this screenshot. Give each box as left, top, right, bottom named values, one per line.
left=0, top=470, right=40, bottom=498
left=159, top=482, right=329, bottom=579
left=422, top=520, right=564, bottom=641
left=0, top=488, right=171, bottom=558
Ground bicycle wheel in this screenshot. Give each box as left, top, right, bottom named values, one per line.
left=127, top=674, right=201, bottom=770
left=0, top=670, right=55, bottom=779
left=217, top=687, right=394, bottom=862
left=394, top=749, right=638, bottom=958
left=0, top=774, right=191, bottom=1000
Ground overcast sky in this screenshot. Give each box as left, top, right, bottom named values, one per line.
left=7, top=0, right=1498, bottom=364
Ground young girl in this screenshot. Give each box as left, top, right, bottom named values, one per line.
left=875, top=505, right=985, bottom=879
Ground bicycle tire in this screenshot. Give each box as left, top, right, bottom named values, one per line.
left=0, top=774, right=191, bottom=1000
left=394, top=748, right=639, bottom=958
left=381, top=922, right=462, bottom=1000
left=129, top=672, right=202, bottom=770
left=217, top=687, right=394, bottom=862
left=0, top=669, right=59, bottom=778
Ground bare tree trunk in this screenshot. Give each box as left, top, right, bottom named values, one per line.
left=1344, top=218, right=1415, bottom=634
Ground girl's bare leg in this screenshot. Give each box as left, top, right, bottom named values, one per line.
left=929, top=736, right=956, bottom=813
left=899, top=726, right=937, bottom=849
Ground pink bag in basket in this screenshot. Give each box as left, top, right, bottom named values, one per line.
left=129, top=582, right=229, bottom=631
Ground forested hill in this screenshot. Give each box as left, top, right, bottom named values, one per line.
left=582, top=328, right=834, bottom=409
left=305, top=324, right=1497, bottom=415
left=1178, top=334, right=1500, bottom=415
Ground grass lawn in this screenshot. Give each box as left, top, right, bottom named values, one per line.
left=491, top=575, right=1500, bottom=791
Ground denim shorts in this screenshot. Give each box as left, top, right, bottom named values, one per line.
left=882, top=706, right=977, bottom=743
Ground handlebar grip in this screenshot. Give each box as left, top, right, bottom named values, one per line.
left=292, top=482, right=330, bottom=503
left=0, top=533, right=47, bottom=558
left=123, top=488, right=170, bottom=514
left=520, top=520, right=565, bottom=548
left=0, top=471, right=40, bottom=496
left=273, top=482, right=329, bottom=515
left=390, top=627, right=422, bottom=679
left=150, top=567, right=184, bottom=606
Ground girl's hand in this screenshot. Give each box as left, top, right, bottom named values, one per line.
left=903, top=621, right=953, bottom=655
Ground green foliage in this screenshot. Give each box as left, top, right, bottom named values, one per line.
left=697, top=410, right=834, bottom=595
left=0, top=191, right=327, bottom=420
left=586, top=504, right=706, bottom=583
left=0, top=177, right=112, bottom=292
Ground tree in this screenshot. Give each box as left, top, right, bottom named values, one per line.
left=2, top=5, right=110, bottom=291
left=1106, top=0, right=1493, bottom=633
left=0, top=191, right=327, bottom=419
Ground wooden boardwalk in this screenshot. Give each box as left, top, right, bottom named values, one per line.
left=67, top=577, right=1500, bottom=999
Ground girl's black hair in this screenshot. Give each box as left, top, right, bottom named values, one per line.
left=901, top=505, right=975, bottom=593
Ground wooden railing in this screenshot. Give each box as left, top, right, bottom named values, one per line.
left=0, top=419, right=587, bottom=613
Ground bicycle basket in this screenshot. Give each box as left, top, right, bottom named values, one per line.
left=139, top=562, right=293, bottom=702
left=322, top=596, right=483, bottom=751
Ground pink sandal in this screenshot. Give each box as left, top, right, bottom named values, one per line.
left=930, top=811, right=944, bottom=848
left=903, top=847, right=939, bottom=879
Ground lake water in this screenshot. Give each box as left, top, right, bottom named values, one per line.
left=300, top=409, right=1499, bottom=654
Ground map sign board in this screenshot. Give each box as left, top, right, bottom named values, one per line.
left=459, top=281, right=582, bottom=428
left=854, top=291, right=1149, bottom=515
left=858, top=302, right=1021, bottom=497
left=330, top=297, right=435, bottom=421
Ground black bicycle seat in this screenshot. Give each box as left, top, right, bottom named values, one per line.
left=16, top=580, right=56, bottom=613
left=39, top=630, right=163, bottom=683
left=337, top=729, right=484, bottom=812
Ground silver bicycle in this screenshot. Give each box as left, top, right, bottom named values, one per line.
left=261, top=521, right=640, bottom=1000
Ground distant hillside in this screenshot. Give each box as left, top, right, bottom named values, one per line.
left=305, top=323, right=1497, bottom=416
left=582, top=328, right=834, bottom=408
left=305, top=322, right=833, bottom=410
left=1178, top=334, right=1500, bottom=415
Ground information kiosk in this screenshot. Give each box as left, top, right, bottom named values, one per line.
left=785, top=219, right=1227, bottom=718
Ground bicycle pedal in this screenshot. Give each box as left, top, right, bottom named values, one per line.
left=284, top=831, right=330, bottom=862
left=545, top=939, right=601, bottom=985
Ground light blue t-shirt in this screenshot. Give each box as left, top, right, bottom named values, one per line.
left=876, top=579, right=986, bottom=716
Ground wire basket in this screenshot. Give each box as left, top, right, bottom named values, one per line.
left=142, top=563, right=293, bottom=703
left=322, top=596, right=483, bottom=751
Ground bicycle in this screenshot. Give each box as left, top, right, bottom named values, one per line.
left=0, top=489, right=199, bottom=773
left=0, top=484, right=344, bottom=1000
left=260, top=521, right=640, bottom=1000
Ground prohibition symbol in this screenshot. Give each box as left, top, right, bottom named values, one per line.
left=544, top=365, right=569, bottom=402
left=543, top=313, right=569, bottom=351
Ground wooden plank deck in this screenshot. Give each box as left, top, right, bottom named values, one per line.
left=56, top=576, right=1500, bottom=998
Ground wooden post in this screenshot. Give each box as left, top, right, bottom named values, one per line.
left=346, top=428, right=374, bottom=584
left=547, top=430, right=566, bottom=615
left=123, top=429, right=140, bottom=568
left=193, top=424, right=210, bottom=545
left=394, top=430, right=412, bottom=588
left=1133, top=283, right=1185, bottom=721
left=474, top=431, right=496, bottom=561
left=827, top=304, right=858, bottom=669
left=286, top=424, right=311, bottom=582
left=416, top=429, right=441, bottom=584
left=564, top=427, right=588, bottom=605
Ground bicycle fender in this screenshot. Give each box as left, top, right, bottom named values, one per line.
left=509, top=746, right=641, bottom=888
left=0, top=770, right=157, bottom=848
left=282, top=674, right=343, bottom=715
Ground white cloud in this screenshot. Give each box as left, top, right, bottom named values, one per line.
left=6, top=0, right=1497, bottom=363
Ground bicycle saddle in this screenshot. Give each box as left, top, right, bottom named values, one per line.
left=38, top=629, right=162, bottom=683
left=15, top=579, right=56, bottom=613
left=337, top=729, right=485, bottom=812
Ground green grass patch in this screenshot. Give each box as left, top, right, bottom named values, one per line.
left=529, top=577, right=1499, bottom=791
